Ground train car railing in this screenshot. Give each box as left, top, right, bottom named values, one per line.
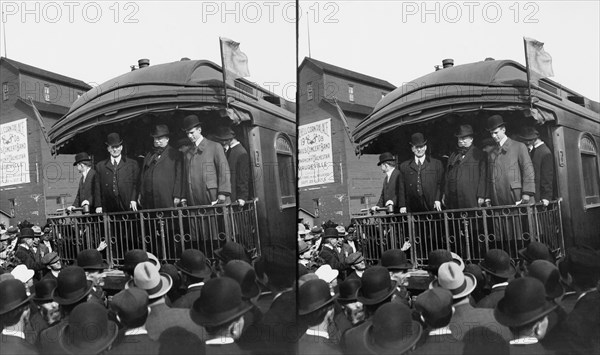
left=49, top=199, right=260, bottom=268
left=352, top=199, right=564, bottom=267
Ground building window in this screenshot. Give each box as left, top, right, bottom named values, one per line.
left=44, top=84, right=50, bottom=102
left=307, top=82, right=313, bottom=101
left=275, top=133, right=296, bottom=208
left=580, top=133, right=600, bottom=208
left=2, top=83, right=8, bottom=101
left=313, top=198, right=320, bottom=217
left=348, top=84, right=354, bottom=102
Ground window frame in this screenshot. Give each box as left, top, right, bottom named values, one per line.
left=578, top=132, right=600, bottom=210
left=43, top=84, right=50, bottom=102
left=348, top=84, right=354, bottom=102
left=307, top=82, right=313, bottom=101
left=274, top=132, right=296, bottom=210
left=2, top=82, right=8, bottom=101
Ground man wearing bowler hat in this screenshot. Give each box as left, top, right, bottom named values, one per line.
left=210, top=125, right=250, bottom=206
left=370, top=152, right=402, bottom=213
left=516, top=126, right=555, bottom=206
left=140, top=124, right=183, bottom=209
left=96, top=132, right=140, bottom=213
left=14, top=227, right=44, bottom=277
left=444, top=124, right=487, bottom=209
left=0, top=279, right=37, bottom=354
left=68, top=152, right=102, bottom=214
left=476, top=249, right=517, bottom=309
left=181, top=114, right=231, bottom=207
left=318, top=227, right=349, bottom=279
left=398, top=132, right=444, bottom=213
left=172, top=249, right=213, bottom=309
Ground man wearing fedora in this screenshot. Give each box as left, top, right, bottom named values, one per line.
left=444, top=124, right=487, bottom=209
left=516, top=126, right=555, bottom=207
left=25, top=278, right=59, bottom=345
left=181, top=114, right=231, bottom=207
left=398, top=132, right=444, bottom=213
left=371, top=152, right=402, bottom=214
left=96, top=132, right=140, bottom=213
left=139, top=124, right=183, bottom=209
left=68, top=152, right=101, bottom=214
left=0, top=279, right=37, bottom=354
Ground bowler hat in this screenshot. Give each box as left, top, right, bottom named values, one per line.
left=377, top=152, right=395, bottom=166
left=0, top=279, right=33, bottom=315
left=105, top=132, right=123, bottom=146
left=455, top=124, right=474, bottom=138
left=181, top=114, right=202, bottom=132
left=480, top=249, right=517, bottom=279
left=120, top=249, right=149, bottom=274
left=424, top=249, right=453, bottom=272
left=110, top=287, right=149, bottom=325
left=151, top=124, right=170, bottom=138
left=59, top=302, right=118, bottom=354
left=337, top=278, right=362, bottom=303
left=224, top=260, right=260, bottom=300
left=298, top=273, right=319, bottom=287
left=518, top=241, right=554, bottom=263
left=562, top=245, right=600, bottom=277
left=410, top=132, right=427, bottom=147
left=33, top=279, right=58, bottom=303
left=41, top=252, right=60, bottom=266
left=494, top=277, right=557, bottom=327
left=517, top=126, right=539, bottom=141
left=211, top=126, right=235, bottom=141
left=11, top=264, right=34, bottom=283
left=415, top=287, right=454, bottom=327
left=363, top=303, right=423, bottom=355
left=126, top=262, right=173, bottom=299
left=52, top=266, right=93, bottom=305
left=345, top=252, right=365, bottom=266
left=190, top=277, right=252, bottom=327
left=480, top=137, right=496, bottom=148
left=315, top=264, right=339, bottom=283
left=73, top=152, right=91, bottom=166
left=0, top=273, right=15, bottom=283
left=76, top=249, right=108, bottom=271
left=486, top=115, right=505, bottom=131
left=214, top=241, right=251, bottom=264
left=323, top=227, right=339, bottom=239
left=430, top=262, right=477, bottom=299
left=18, top=227, right=35, bottom=239
left=527, top=260, right=564, bottom=299
left=380, top=249, right=412, bottom=271
left=298, top=279, right=337, bottom=315
left=357, top=266, right=397, bottom=305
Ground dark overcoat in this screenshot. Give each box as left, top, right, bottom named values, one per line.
left=96, top=156, right=140, bottom=212
left=376, top=168, right=402, bottom=212
left=73, top=168, right=102, bottom=209
left=530, top=143, right=554, bottom=201
left=140, top=145, right=183, bottom=209
left=183, top=138, right=231, bottom=206
left=398, top=156, right=444, bottom=212
left=227, top=143, right=250, bottom=201
left=445, top=145, right=487, bottom=209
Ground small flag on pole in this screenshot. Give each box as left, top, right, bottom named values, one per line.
left=220, top=37, right=250, bottom=78
left=524, top=37, right=554, bottom=81
left=333, top=97, right=355, bottom=145
left=27, top=97, right=50, bottom=147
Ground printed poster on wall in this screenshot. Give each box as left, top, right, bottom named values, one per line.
left=1, top=118, right=30, bottom=186
left=299, top=118, right=334, bottom=187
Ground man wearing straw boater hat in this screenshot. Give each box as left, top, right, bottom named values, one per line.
left=370, top=152, right=402, bottom=214
left=68, top=152, right=101, bottom=214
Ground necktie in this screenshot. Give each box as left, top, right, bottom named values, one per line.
left=417, top=160, right=423, bottom=196
left=112, top=159, right=119, bottom=197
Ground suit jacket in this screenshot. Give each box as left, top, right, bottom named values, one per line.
left=171, top=285, right=203, bottom=309
left=445, top=145, right=487, bottom=209
left=412, top=332, right=464, bottom=355
left=560, top=290, right=600, bottom=355
left=475, top=285, right=507, bottom=309
left=73, top=168, right=102, bottom=209
left=340, top=320, right=372, bottom=355
left=318, top=246, right=347, bottom=274
left=145, top=301, right=206, bottom=341
left=108, top=331, right=160, bottom=355
left=530, top=143, right=554, bottom=201
left=96, top=156, right=140, bottom=212
left=399, top=156, right=444, bottom=212
left=0, top=334, right=39, bottom=355
left=14, top=245, right=44, bottom=273
left=140, top=145, right=183, bottom=209
left=183, top=138, right=231, bottom=206
left=38, top=319, right=68, bottom=355
left=297, top=333, right=342, bottom=355
left=205, top=342, right=249, bottom=355
left=376, top=168, right=402, bottom=212
left=450, top=300, right=512, bottom=341
left=227, top=143, right=250, bottom=201
left=487, top=138, right=535, bottom=206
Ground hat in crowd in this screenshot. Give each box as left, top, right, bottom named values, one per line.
left=362, top=303, right=423, bottom=355
left=146, top=252, right=160, bottom=266
left=32, top=226, right=43, bottom=237
left=181, top=114, right=202, bottom=132
left=451, top=252, right=465, bottom=271
left=33, top=279, right=58, bottom=303
left=18, top=227, right=35, bottom=239
left=110, top=287, right=149, bottom=325
left=73, top=152, right=92, bottom=166
left=455, top=124, right=474, bottom=138
left=464, top=263, right=485, bottom=290
left=0, top=279, right=33, bottom=315
left=126, top=262, right=172, bottom=299
left=120, top=249, right=150, bottom=274
left=377, top=152, right=395, bottom=166
left=336, top=226, right=348, bottom=237
left=175, top=249, right=213, bottom=279
left=260, top=244, right=296, bottom=288
left=151, top=124, right=170, bottom=138
left=337, top=278, right=362, bottom=303
left=0, top=231, right=10, bottom=241
left=315, top=264, right=339, bottom=284
left=486, top=115, right=506, bottom=131
left=415, top=287, right=454, bottom=327
left=0, top=273, right=15, bottom=283
left=562, top=245, right=600, bottom=279
left=345, top=252, right=365, bottom=266
left=223, top=260, right=260, bottom=300
left=159, top=264, right=181, bottom=291
left=480, top=137, right=497, bottom=148
left=298, top=263, right=309, bottom=278
left=517, top=126, right=539, bottom=141
left=380, top=249, right=412, bottom=271
left=298, top=240, right=310, bottom=255
left=494, top=277, right=557, bottom=327
left=211, top=126, right=235, bottom=141
left=7, top=226, right=19, bottom=236
left=52, top=266, right=93, bottom=305
left=190, top=277, right=252, bottom=327
left=357, top=266, right=397, bottom=305
left=59, top=302, right=118, bottom=354
left=323, top=228, right=339, bottom=240
left=424, top=249, right=453, bottom=273
left=480, top=249, right=516, bottom=279
left=214, top=241, right=251, bottom=264
left=42, top=252, right=60, bottom=266
left=105, top=132, right=123, bottom=146
left=298, top=223, right=309, bottom=235
left=298, top=279, right=337, bottom=316
left=410, top=132, right=427, bottom=147
left=298, top=272, right=319, bottom=288
left=310, top=226, right=323, bottom=235
left=11, top=264, right=34, bottom=283
left=76, top=249, right=108, bottom=271
left=430, top=262, right=477, bottom=299
left=527, top=260, right=564, bottom=299
left=518, top=242, right=554, bottom=263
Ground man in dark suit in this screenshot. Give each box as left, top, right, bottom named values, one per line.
left=297, top=279, right=341, bottom=354
left=476, top=249, right=517, bottom=309
left=399, top=133, right=444, bottom=213
left=96, top=133, right=140, bottom=213
left=0, top=279, right=38, bottom=355
left=13, top=227, right=44, bottom=276
left=173, top=249, right=213, bottom=309
left=517, top=126, right=555, bottom=206
left=139, top=124, right=183, bottom=209
left=318, top=228, right=348, bottom=278
left=68, top=152, right=101, bottom=213
left=370, top=152, right=402, bottom=213
left=210, top=125, right=250, bottom=205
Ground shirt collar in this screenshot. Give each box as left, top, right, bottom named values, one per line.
left=2, top=328, right=25, bottom=339
left=492, top=282, right=509, bottom=290
left=533, top=140, right=544, bottom=149
left=415, top=156, right=425, bottom=165
left=206, top=337, right=235, bottom=345
left=229, top=140, right=240, bottom=149
left=188, top=282, right=205, bottom=289
left=195, top=135, right=204, bottom=147
left=112, top=156, right=122, bottom=165
left=510, top=337, right=539, bottom=345
left=306, top=328, right=330, bottom=339
left=385, top=167, right=395, bottom=179
left=577, top=288, right=597, bottom=301
left=499, top=136, right=508, bottom=147
left=124, top=326, right=148, bottom=336
left=429, top=326, right=452, bottom=336
left=82, top=167, right=90, bottom=180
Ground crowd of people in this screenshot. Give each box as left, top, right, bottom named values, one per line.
left=297, top=221, right=600, bottom=355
